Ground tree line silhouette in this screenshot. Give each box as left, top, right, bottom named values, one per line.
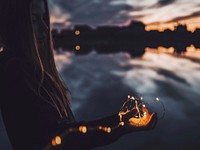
left=52, top=21, right=200, bottom=57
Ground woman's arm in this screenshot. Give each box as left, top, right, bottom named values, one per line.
left=1, top=57, right=157, bottom=150
left=51, top=114, right=126, bottom=150
left=48, top=107, right=157, bottom=150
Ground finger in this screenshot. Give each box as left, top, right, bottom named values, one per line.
left=147, top=112, right=158, bottom=129
left=142, top=107, right=149, bottom=114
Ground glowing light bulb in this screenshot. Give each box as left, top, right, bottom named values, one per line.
left=52, top=136, right=62, bottom=146
left=52, top=139, right=56, bottom=146
left=55, top=136, right=62, bottom=145
left=131, top=96, right=135, bottom=100
left=79, top=126, right=87, bottom=133
left=75, top=30, right=80, bottom=35
left=107, top=127, right=111, bottom=133
left=119, top=121, right=125, bottom=126
left=75, top=45, right=81, bottom=51
left=0, top=47, right=3, bottom=52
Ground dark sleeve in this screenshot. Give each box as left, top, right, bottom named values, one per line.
left=51, top=112, right=130, bottom=150
left=0, top=58, right=60, bottom=150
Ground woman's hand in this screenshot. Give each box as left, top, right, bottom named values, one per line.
left=119, top=107, right=157, bottom=131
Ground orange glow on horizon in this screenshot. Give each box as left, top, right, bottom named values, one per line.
left=186, top=45, right=200, bottom=52
left=145, top=47, right=175, bottom=54
left=184, top=45, right=200, bottom=59
left=145, top=45, right=200, bottom=59
left=145, top=17, right=200, bottom=32
left=145, top=22, right=178, bottom=32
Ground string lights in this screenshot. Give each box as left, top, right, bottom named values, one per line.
left=43, top=95, right=165, bottom=150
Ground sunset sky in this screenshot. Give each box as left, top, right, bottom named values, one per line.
left=49, top=0, right=200, bottom=31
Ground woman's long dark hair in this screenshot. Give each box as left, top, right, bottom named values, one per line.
left=0, top=0, right=71, bottom=119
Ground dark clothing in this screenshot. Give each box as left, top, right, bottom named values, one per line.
left=0, top=51, right=127, bottom=150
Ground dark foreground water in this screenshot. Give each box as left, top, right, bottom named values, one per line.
left=1, top=50, right=200, bottom=150
left=55, top=50, right=200, bottom=150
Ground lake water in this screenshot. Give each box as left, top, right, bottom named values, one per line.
left=55, top=48, right=200, bottom=150
left=0, top=48, right=200, bottom=150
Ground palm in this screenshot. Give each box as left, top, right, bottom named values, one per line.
left=119, top=107, right=157, bottom=130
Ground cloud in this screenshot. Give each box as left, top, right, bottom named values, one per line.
left=51, top=0, right=133, bottom=26
left=158, top=0, right=176, bottom=6
left=170, top=11, right=200, bottom=22
left=49, top=0, right=200, bottom=27
left=49, top=0, right=134, bottom=27
left=129, top=0, right=200, bottom=24
left=69, top=2, right=133, bottom=26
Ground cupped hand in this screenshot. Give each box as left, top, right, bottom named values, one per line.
left=119, top=107, right=157, bottom=131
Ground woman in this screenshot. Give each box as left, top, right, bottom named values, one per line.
left=0, top=0, right=157, bottom=150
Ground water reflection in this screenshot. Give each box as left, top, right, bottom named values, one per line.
left=146, top=45, right=200, bottom=60
left=53, top=49, right=200, bottom=150
left=56, top=44, right=200, bottom=59
left=1, top=46, right=199, bottom=150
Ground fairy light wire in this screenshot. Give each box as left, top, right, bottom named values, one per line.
left=43, top=95, right=165, bottom=150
